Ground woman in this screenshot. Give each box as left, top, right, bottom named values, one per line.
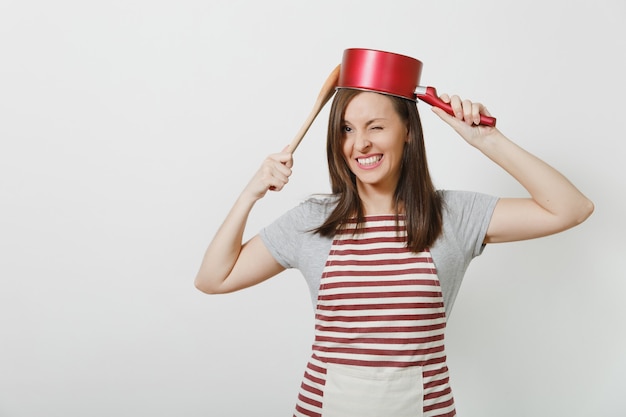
left=195, top=87, right=593, bottom=416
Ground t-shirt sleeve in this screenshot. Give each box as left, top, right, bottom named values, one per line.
left=259, top=198, right=331, bottom=270
left=430, top=190, right=498, bottom=316
left=441, top=190, right=499, bottom=258
left=259, top=204, right=305, bottom=269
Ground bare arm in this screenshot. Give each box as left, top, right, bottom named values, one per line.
left=432, top=95, right=594, bottom=243
left=194, top=149, right=293, bottom=294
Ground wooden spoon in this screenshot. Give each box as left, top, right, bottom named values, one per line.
left=287, top=64, right=341, bottom=153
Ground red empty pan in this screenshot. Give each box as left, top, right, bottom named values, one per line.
left=338, top=48, right=496, bottom=127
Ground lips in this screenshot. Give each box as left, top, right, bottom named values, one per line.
left=356, top=154, right=383, bottom=169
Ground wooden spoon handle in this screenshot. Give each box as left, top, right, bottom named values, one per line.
left=287, top=64, right=341, bottom=153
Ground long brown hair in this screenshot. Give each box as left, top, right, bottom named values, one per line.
left=315, top=88, right=443, bottom=252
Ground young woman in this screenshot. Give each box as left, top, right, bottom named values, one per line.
left=195, top=87, right=593, bottom=417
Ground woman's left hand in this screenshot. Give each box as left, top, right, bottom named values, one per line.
left=431, top=94, right=594, bottom=244
left=431, top=93, right=497, bottom=147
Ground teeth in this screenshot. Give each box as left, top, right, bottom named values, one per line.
left=357, top=155, right=381, bottom=166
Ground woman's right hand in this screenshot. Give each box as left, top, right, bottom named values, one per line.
left=195, top=147, right=293, bottom=295
left=242, top=148, right=294, bottom=201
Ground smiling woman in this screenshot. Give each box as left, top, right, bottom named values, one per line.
left=193, top=49, right=594, bottom=417
left=320, top=88, right=443, bottom=254
left=341, top=93, right=410, bottom=203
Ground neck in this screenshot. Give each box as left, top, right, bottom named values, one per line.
left=357, top=183, right=398, bottom=216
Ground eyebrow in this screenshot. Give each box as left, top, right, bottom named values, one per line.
left=341, top=118, right=387, bottom=126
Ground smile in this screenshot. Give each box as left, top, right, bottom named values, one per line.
left=356, top=154, right=383, bottom=168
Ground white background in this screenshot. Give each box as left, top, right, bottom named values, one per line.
left=1, top=1, right=625, bottom=416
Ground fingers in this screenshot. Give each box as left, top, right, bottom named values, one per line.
left=280, top=145, right=295, bottom=168
left=265, top=158, right=292, bottom=191
left=439, top=93, right=487, bottom=126
left=242, top=148, right=295, bottom=200
left=259, top=149, right=293, bottom=192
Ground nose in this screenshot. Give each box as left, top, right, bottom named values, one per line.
left=354, top=131, right=371, bottom=153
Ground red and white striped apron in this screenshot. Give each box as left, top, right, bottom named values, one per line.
left=293, top=215, right=456, bottom=417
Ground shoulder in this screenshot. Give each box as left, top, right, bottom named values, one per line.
left=438, top=189, right=492, bottom=204
left=263, top=194, right=338, bottom=232
left=302, top=194, right=339, bottom=211
left=260, top=195, right=335, bottom=271
left=436, top=189, right=499, bottom=246
left=290, top=194, right=339, bottom=226
left=438, top=189, right=499, bottom=216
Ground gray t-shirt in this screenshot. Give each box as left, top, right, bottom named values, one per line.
left=260, top=190, right=498, bottom=316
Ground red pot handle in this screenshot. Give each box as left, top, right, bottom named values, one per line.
left=415, top=86, right=497, bottom=127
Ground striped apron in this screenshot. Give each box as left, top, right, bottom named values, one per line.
left=293, top=215, right=456, bottom=417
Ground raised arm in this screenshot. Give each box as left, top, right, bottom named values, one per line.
left=194, top=149, right=293, bottom=294
left=432, top=95, right=594, bottom=243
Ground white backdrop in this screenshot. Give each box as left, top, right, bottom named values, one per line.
left=1, top=1, right=625, bottom=416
